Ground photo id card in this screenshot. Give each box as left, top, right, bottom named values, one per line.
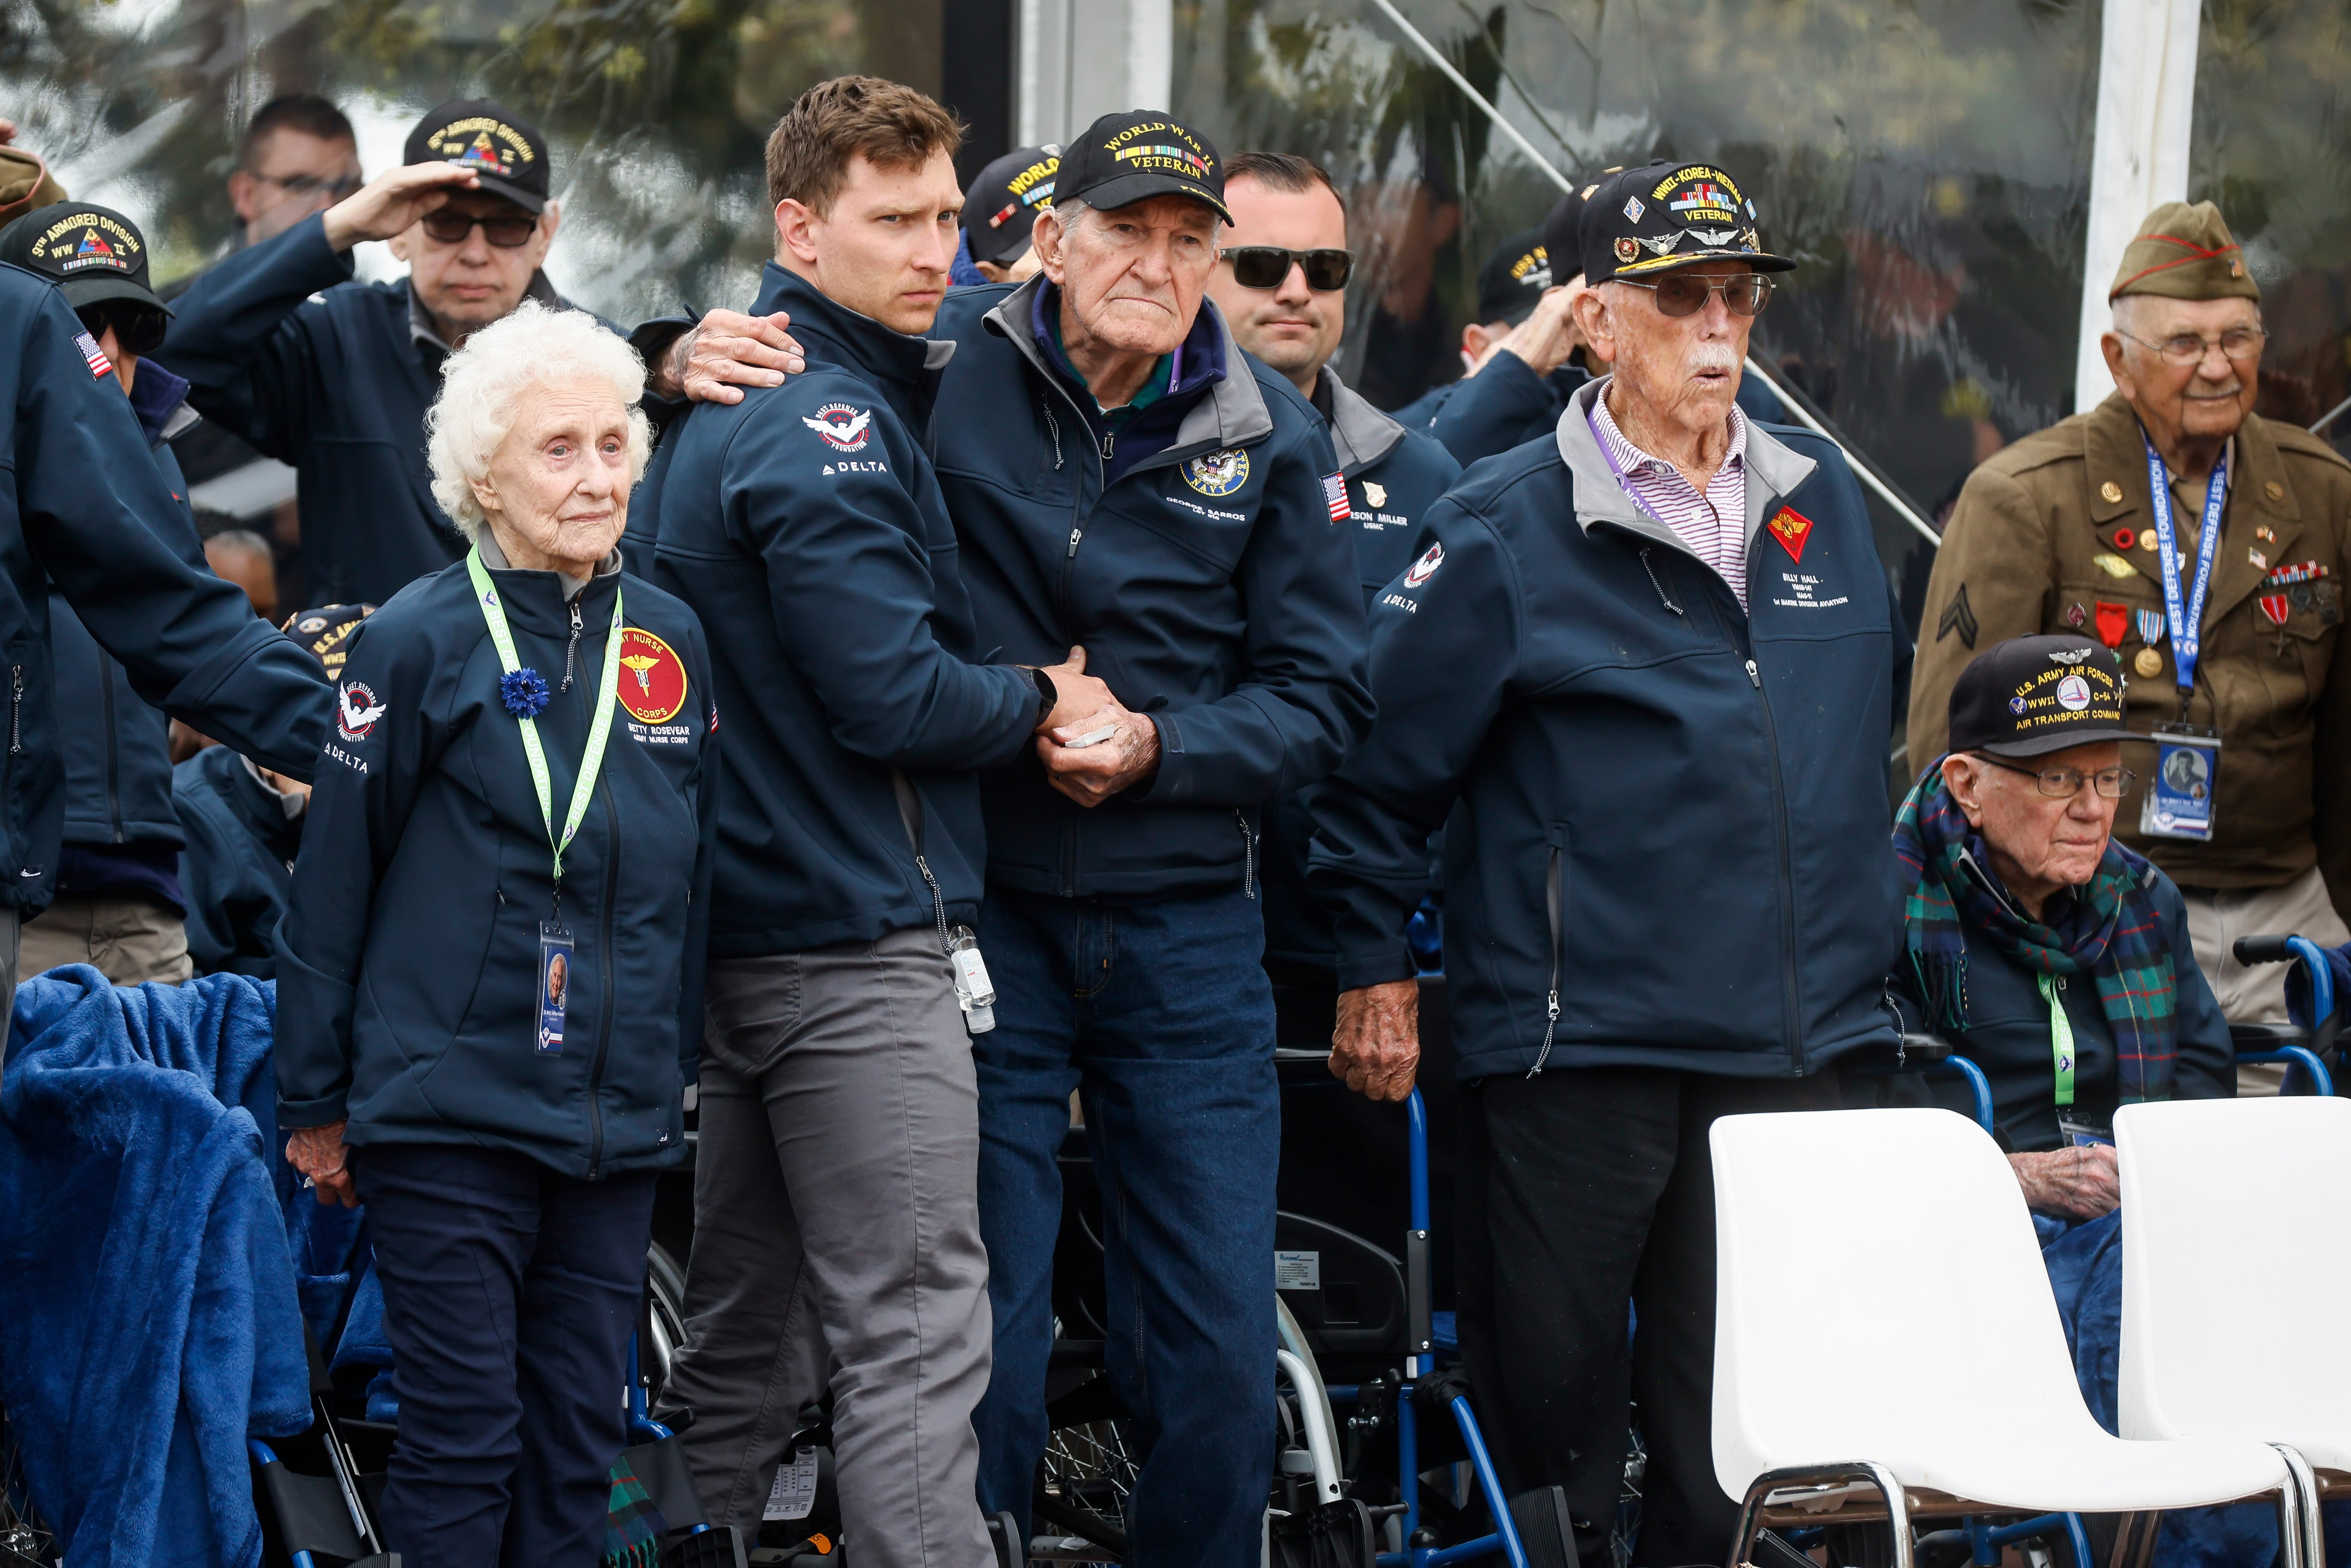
left=537, top=921, right=574, bottom=1056
left=2140, top=726, right=2220, bottom=843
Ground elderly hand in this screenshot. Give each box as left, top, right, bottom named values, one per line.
left=2010, top=1143, right=2120, bottom=1220
left=287, top=1121, right=358, bottom=1209
left=1332, top=980, right=1420, bottom=1101
left=665, top=310, right=806, bottom=404
left=1031, top=646, right=1116, bottom=733
left=320, top=162, right=481, bottom=252
left=1494, top=282, right=1586, bottom=378
left=1039, top=701, right=1160, bottom=806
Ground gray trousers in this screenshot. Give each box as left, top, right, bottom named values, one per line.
left=660, top=926, right=994, bottom=1568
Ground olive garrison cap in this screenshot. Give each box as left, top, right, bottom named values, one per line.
left=2108, top=200, right=2259, bottom=303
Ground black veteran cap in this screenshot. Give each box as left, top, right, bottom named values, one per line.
left=1058, top=111, right=1230, bottom=224
left=966, top=144, right=1061, bottom=265
left=281, top=603, right=375, bottom=679
left=0, top=201, right=167, bottom=314
left=1949, top=635, right=2139, bottom=759
left=1580, top=159, right=1794, bottom=286
left=1475, top=229, right=1551, bottom=326
left=1541, top=180, right=1602, bottom=285
left=405, top=100, right=550, bottom=213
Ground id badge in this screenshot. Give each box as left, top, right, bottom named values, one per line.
left=2140, top=725, right=2220, bottom=843
left=2058, top=1115, right=2113, bottom=1149
left=537, top=921, right=574, bottom=1056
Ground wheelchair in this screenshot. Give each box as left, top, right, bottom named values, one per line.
left=1039, top=974, right=1572, bottom=1568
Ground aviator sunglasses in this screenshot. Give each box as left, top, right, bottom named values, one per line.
left=1217, top=245, right=1355, bottom=292
left=1617, top=272, right=1775, bottom=317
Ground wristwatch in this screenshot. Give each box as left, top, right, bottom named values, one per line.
left=1031, top=666, right=1057, bottom=722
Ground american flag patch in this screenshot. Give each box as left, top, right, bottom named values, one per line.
left=75, top=331, right=112, bottom=379
left=1321, top=472, right=1351, bottom=523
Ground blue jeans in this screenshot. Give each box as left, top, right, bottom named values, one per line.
left=972, top=885, right=1278, bottom=1568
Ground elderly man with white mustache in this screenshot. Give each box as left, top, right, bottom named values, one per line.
left=1310, top=158, right=1909, bottom=1568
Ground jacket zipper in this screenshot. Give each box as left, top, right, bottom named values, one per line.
left=561, top=599, right=584, bottom=693
left=101, top=651, right=122, bottom=841
left=1531, top=843, right=1562, bottom=1075
left=586, top=780, right=619, bottom=1179
left=1033, top=377, right=1104, bottom=900
left=9, top=665, right=23, bottom=755
left=1234, top=809, right=1257, bottom=899
left=1746, top=653, right=1804, bottom=1066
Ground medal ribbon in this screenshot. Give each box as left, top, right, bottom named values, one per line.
left=2038, top=973, right=2076, bottom=1108
left=2139, top=430, right=2228, bottom=694
left=464, top=548, right=625, bottom=891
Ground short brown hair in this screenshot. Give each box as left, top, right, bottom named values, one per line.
left=765, top=76, right=964, bottom=216
left=1224, top=151, right=1345, bottom=216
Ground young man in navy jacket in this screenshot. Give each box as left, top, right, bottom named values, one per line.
left=1311, top=160, right=1905, bottom=1568
left=925, top=113, right=1372, bottom=1565
left=637, top=79, right=1111, bottom=1565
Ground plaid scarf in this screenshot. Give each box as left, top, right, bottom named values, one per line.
left=600, top=1453, right=670, bottom=1568
left=1892, top=762, right=2179, bottom=1104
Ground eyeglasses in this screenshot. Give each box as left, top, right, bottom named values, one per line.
left=1216, top=245, right=1354, bottom=292
left=1976, top=754, right=2136, bottom=799
left=250, top=170, right=363, bottom=201
left=74, top=301, right=169, bottom=358
left=419, top=210, right=539, bottom=248
left=2115, top=325, right=2267, bottom=365
left=1616, top=272, right=1775, bottom=317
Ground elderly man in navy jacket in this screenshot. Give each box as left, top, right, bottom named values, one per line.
left=1311, top=160, right=1904, bottom=1568
left=926, top=112, right=1372, bottom=1565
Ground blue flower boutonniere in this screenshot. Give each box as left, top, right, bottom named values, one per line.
left=500, top=668, right=551, bottom=719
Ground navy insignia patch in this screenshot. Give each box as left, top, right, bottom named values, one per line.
left=1184, top=448, right=1250, bottom=496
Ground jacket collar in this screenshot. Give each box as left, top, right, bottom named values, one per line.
left=1555, top=374, right=1818, bottom=555
left=126, top=360, right=197, bottom=448
left=750, top=264, right=955, bottom=426
left=1317, top=368, right=1405, bottom=474
left=474, top=529, right=623, bottom=628
left=984, top=276, right=1274, bottom=462
left=408, top=270, right=564, bottom=355
left=2081, top=391, right=2302, bottom=625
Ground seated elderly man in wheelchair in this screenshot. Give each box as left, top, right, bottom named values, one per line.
left=1887, top=633, right=2237, bottom=1208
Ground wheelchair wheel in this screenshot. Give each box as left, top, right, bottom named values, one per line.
left=1039, top=1387, right=1136, bottom=1564
left=642, top=1240, right=690, bottom=1405
left=0, top=1404, right=53, bottom=1567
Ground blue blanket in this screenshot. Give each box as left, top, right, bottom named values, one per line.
left=0, top=967, right=310, bottom=1568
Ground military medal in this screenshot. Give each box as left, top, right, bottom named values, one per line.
left=2135, top=647, right=2163, bottom=678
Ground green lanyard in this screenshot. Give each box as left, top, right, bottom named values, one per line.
left=465, top=547, right=624, bottom=900
left=2036, top=973, right=2076, bottom=1108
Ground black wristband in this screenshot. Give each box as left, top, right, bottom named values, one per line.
left=1032, top=666, right=1057, bottom=722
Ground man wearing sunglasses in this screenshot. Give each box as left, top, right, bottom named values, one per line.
left=1, top=198, right=215, bottom=984
left=1312, top=158, right=1908, bottom=1568
left=156, top=99, right=797, bottom=608
left=1911, top=201, right=2351, bottom=1036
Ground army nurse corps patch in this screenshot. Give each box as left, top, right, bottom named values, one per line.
left=616, top=628, right=689, bottom=725
left=1766, top=505, right=1815, bottom=563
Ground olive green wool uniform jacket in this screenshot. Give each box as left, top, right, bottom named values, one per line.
left=1910, top=393, right=2351, bottom=913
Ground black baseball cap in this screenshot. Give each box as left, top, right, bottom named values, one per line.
left=281, top=604, right=375, bottom=679
left=1580, top=159, right=1794, bottom=286
left=1949, top=635, right=2141, bottom=759
left=405, top=100, right=551, bottom=214
left=1540, top=181, right=1600, bottom=284
left=1057, top=111, right=1230, bottom=224
left=965, top=144, right=1061, bottom=265
left=0, top=201, right=169, bottom=315
left=1475, top=229, right=1551, bottom=326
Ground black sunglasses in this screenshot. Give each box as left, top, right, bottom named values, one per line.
left=1617, top=272, right=1775, bottom=318
left=75, top=301, right=169, bottom=358
left=420, top=210, right=538, bottom=248
left=1217, top=245, right=1354, bottom=292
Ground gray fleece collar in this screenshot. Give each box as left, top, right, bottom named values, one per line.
left=1554, top=374, right=1818, bottom=557
left=473, top=528, right=623, bottom=601
left=1321, top=368, right=1406, bottom=474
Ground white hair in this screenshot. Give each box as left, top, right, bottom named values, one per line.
left=425, top=299, right=653, bottom=541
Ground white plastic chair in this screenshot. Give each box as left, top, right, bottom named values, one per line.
left=1712, top=1107, right=2292, bottom=1568
left=2117, top=1095, right=2351, bottom=1560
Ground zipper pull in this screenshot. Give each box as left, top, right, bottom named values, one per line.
left=1744, top=658, right=1761, bottom=689
left=1067, top=528, right=1082, bottom=559
left=561, top=599, right=584, bottom=693
left=9, top=664, right=22, bottom=756
left=1100, top=431, right=1114, bottom=462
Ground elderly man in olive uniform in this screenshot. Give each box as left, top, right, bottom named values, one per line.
left=1911, top=201, right=2351, bottom=1027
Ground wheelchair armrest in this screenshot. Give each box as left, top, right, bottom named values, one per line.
left=1898, top=1032, right=1954, bottom=1063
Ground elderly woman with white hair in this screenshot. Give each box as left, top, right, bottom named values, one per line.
left=276, top=300, right=718, bottom=1568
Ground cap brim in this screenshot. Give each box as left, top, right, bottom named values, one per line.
left=464, top=173, right=546, bottom=215
left=1973, top=724, right=2149, bottom=758
left=1616, top=247, right=1798, bottom=276
left=1073, top=172, right=1233, bottom=226
left=59, top=275, right=170, bottom=315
